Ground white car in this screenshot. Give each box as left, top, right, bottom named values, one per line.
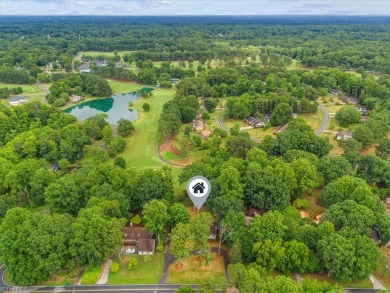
left=125, top=248, right=135, bottom=254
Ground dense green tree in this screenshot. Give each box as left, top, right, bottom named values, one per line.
left=335, top=106, right=361, bottom=127
left=70, top=207, right=124, bottom=266
left=254, top=239, right=285, bottom=271
left=170, top=223, right=192, bottom=265
left=270, top=103, right=293, bottom=126
left=168, top=203, right=191, bottom=229
left=244, top=164, right=290, bottom=210
left=190, top=212, right=212, bottom=265
left=353, top=125, right=374, bottom=149
left=44, top=176, right=85, bottom=215
left=290, top=158, right=318, bottom=197
left=0, top=208, right=74, bottom=285
left=107, top=136, right=126, bottom=157
left=319, top=176, right=383, bottom=212
left=117, top=118, right=135, bottom=137
left=317, top=156, right=354, bottom=184
left=320, top=200, right=375, bottom=234
left=318, top=230, right=379, bottom=282
left=204, top=98, right=218, bottom=113
left=142, top=200, right=169, bottom=243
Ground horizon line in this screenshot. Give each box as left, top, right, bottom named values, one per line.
left=1, top=14, right=389, bottom=17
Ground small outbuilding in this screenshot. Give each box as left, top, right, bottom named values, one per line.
left=356, top=105, right=368, bottom=115
left=9, top=96, right=28, bottom=107
left=208, top=225, right=217, bottom=240
left=336, top=131, right=353, bottom=141
left=193, top=119, right=204, bottom=131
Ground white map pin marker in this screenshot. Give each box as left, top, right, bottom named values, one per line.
left=186, top=176, right=211, bottom=210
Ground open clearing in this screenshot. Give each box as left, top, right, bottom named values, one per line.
left=122, top=87, right=175, bottom=169
left=167, top=252, right=225, bottom=284
left=0, top=83, right=44, bottom=95
left=108, top=252, right=164, bottom=284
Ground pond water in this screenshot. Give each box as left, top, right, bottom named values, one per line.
left=64, top=92, right=139, bottom=125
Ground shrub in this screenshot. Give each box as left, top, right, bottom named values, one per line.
left=131, top=215, right=142, bottom=225
left=110, top=262, right=120, bottom=273
left=143, top=103, right=151, bottom=112
left=156, top=244, right=164, bottom=252
left=53, top=98, right=66, bottom=107
left=127, top=258, right=138, bottom=270
left=293, top=199, right=310, bottom=209
left=144, top=255, right=151, bottom=262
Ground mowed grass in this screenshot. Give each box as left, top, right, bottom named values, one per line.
left=303, top=273, right=372, bottom=289
left=106, top=79, right=141, bottom=94
left=0, top=83, right=44, bottom=95
left=80, top=266, right=101, bottom=285
left=167, top=252, right=226, bottom=284
left=123, top=88, right=175, bottom=169
left=373, top=246, right=390, bottom=288
left=108, top=252, right=164, bottom=284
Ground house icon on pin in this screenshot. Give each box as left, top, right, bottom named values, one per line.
left=192, top=182, right=205, bottom=194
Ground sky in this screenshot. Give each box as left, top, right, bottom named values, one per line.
left=0, top=0, right=389, bottom=16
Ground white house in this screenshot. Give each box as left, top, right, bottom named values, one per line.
left=9, top=96, right=28, bottom=107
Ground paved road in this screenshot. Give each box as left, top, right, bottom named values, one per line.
left=1, top=265, right=385, bottom=293
left=316, top=104, right=330, bottom=135
left=36, top=82, right=50, bottom=95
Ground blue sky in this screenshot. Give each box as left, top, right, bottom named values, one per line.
left=0, top=0, right=389, bottom=15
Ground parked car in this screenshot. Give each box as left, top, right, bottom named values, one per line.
left=125, top=248, right=135, bottom=254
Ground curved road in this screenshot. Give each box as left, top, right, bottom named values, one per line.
left=316, top=104, right=330, bottom=135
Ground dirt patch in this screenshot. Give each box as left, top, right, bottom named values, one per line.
left=360, top=143, right=378, bottom=155
left=160, top=139, right=180, bottom=154
left=175, top=263, right=185, bottom=271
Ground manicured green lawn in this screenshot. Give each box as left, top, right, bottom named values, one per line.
left=122, top=88, right=175, bottom=169
left=0, top=83, right=44, bottom=95
left=107, top=80, right=141, bottom=94
left=108, top=252, right=164, bottom=284
left=80, top=266, right=101, bottom=285
left=167, top=252, right=226, bottom=284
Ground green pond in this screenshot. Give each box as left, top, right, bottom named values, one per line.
left=64, top=92, right=139, bottom=125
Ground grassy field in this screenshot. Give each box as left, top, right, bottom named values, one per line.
left=108, top=252, right=164, bottom=284
left=301, top=189, right=325, bottom=217
left=167, top=252, right=226, bottom=284
left=0, top=83, right=44, bottom=95
left=80, top=266, right=101, bottom=285
left=323, top=132, right=344, bottom=155
left=303, top=273, right=372, bottom=289
left=301, top=109, right=323, bottom=131
left=373, top=246, right=390, bottom=288
left=107, top=79, right=141, bottom=94
left=122, top=88, right=175, bottom=169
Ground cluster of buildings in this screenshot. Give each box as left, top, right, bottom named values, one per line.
left=78, top=60, right=123, bottom=73
left=331, top=89, right=370, bottom=141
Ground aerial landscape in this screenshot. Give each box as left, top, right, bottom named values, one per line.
left=0, top=0, right=389, bottom=292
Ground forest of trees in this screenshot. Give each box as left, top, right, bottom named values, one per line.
left=0, top=16, right=390, bottom=289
